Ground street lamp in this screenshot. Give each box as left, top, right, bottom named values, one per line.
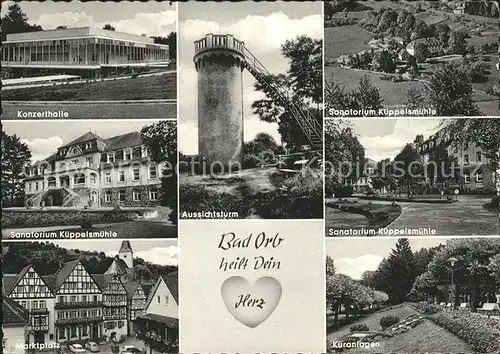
left=448, top=257, right=458, bottom=309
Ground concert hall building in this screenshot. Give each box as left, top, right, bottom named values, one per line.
left=2, top=27, right=170, bottom=78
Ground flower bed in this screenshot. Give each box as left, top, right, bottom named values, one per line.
left=429, top=310, right=500, bottom=353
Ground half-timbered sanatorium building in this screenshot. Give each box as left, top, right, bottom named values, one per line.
left=2, top=27, right=170, bottom=78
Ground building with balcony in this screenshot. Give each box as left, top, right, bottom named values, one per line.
left=135, top=273, right=179, bottom=348
left=24, top=131, right=164, bottom=208
left=92, top=275, right=128, bottom=340
left=2, top=27, right=170, bottom=79
left=2, top=297, right=28, bottom=354
left=42, top=260, right=104, bottom=343
left=3, top=265, right=56, bottom=346
left=417, top=130, right=499, bottom=193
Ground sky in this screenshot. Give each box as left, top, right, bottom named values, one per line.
left=1, top=1, right=176, bottom=36
left=51, top=239, right=179, bottom=266
left=178, top=1, right=322, bottom=154
left=326, top=237, right=456, bottom=280
left=344, top=118, right=443, bottom=162
left=2, top=120, right=164, bottom=162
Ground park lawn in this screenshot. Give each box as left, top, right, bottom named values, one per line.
left=325, top=206, right=369, bottom=232
left=2, top=72, right=177, bottom=101
left=326, top=67, right=424, bottom=107
left=327, top=304, right=418, bottom=340
left=324, top=26, right=373, bottom=59
left=363, top=319, right=473, bottom=353
left=466, top=34, right=499, bottom=48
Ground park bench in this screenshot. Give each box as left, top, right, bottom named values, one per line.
left=459, top=303, right=470, bottom=311
left=477, top=303, right=500, bottom=318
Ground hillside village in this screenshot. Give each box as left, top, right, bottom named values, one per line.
left=324, top=0, right=499, bottom=116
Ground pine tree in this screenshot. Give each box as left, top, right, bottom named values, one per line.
left=326, top=255, right=336, bottom=276
left=386, top=238, right=416, bottom=304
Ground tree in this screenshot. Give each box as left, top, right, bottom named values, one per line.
left=414, top=42, right=430, bottom=63
left=1, top=3, right=43, bottom=41
left=393, top=143, right=422, bottom=196
left=325, top=120, right=365, bottom=189
left=426, top=145, right=454, bottom=188
left=350, top=75, right=384, bottom=113
left=426, top=63, right=481, bottom=116
left=465, top=61, right=489, bottom=83
left=326, top=255, right=336, bottom=276
left=488, top=253, right=500, bottom=284
left=435, top=23, right=451, bottom=45
left=404, top=86, right=426, bottom=110
left=448, top=31, right=467, bottom=56
left=385, top=238, right=417, bottom=303
left=140, top=121, right=177, bottom=223
left=281, top=35, right=323, bottom=105
left=325, top=74, right=349, bottom=112
left=103, top=24, right=116, bottom=31
left=372, top=49, right=396, bottom=73
left=1, top=132, right=32, bottom=207
left=152, top=31, right=177, bottom=60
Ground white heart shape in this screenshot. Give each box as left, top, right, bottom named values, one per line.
left=221, top=276, right=282, bottom=328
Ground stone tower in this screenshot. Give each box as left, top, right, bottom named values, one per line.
left=118, top=240, right=133, bottom=269
left=194, top=33, right=245, bottom=170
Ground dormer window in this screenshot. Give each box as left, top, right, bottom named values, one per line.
left=85, top=142, right=92, bottom=149
left=107, top=152, right=115, bottom=163
left=141, top=145, right=148, bottom=158
left=123, top=148, right=133, bottom=161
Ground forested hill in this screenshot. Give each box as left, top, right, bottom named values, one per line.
left=1, top=242, right=177, bottom=281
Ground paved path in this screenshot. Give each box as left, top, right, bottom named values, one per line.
left=385, top=195, right=498, bottom=236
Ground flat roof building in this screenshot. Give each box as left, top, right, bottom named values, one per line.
left=2, top=27, right=170, bottom=78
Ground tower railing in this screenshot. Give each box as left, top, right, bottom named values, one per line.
left=239, top=44, right=323, bottom=149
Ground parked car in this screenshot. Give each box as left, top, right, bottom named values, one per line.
left=121, top=345, right=145, bottom=354
left=85, top=341, right=100, bottom=352
left=69, top=344, right=86, bottom=353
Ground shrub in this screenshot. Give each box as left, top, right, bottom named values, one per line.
left=350, top=323, right=369, bottom=332
left=408, top=302, right=443, bottom=315
left=333, top=186, right=354, bottom=198
left=242, top=154, right=261, bottom=169
left=430, top=310, right=500, bottom=353
left=380, top=315, right=400, bottom=329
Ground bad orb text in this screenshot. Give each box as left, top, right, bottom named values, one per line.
left=218, top=232, right=284, bottom=271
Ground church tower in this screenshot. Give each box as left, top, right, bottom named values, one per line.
left=119, top=241, right=133, bottom=269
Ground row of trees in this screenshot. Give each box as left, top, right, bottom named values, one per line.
left=464, top=1, right=500, bottom=18
left=326, top=255, right=389, bottom=328
left=359, top=238, right=500, bottom=309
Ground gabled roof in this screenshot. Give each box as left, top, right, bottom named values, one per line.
left=3, top=265, right=31, bottom=296
left=3, top=275, right=20, bottom=296
left=53, top=259, right=80, bottom=289
left=119, top=241, right=133, bottom=253
left=145, top=273, right=179, bottom=310
left=104, top=132, right=142, bottom=151
left=42, top=276, right=58, bottom=293
left=91, top=274, right=115, bottom=291
left=60, top=132, right=105, bottom=149
left=3, top=297, right=28, bottom=325
left=161, top=273, right=179, bottom=305
left=124, top=281, right=139, bottom=299
left=105, top=257, right=130, bottom=276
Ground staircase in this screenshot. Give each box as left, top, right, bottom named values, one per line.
left=240, top=45, right=323, bottom=150
left=25, top=191, right=45, bottom=207
left=62, top=188, right=79, bottom=207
